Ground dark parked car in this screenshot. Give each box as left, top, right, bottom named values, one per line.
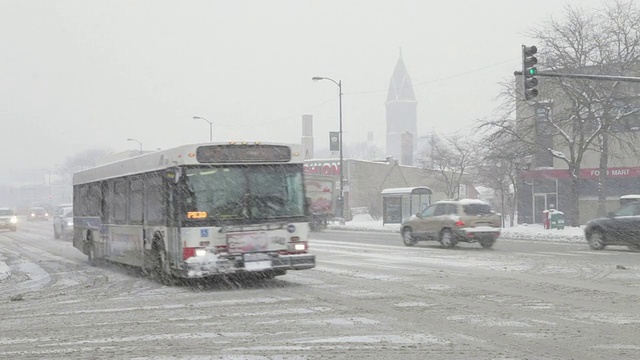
left=584, top=202, right=640, bottom=252
left=27, top=207, right=49, bottom=221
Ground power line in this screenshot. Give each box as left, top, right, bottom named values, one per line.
left=214, top=57, right=520, bottom=128
left=213, top=96, right=335, bottom=129
left=346, top=57, right=520, bottom=95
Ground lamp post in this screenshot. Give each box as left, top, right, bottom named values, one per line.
left=126, top=138, right=143, bottom=154
left=42, top=168, right=52, bottom=203
left=193, top=116, right=213, bottom=142
left=312, top=76, right=344, bottom=223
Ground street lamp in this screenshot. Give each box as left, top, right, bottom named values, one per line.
left=193, top=116, right=213, bottom=142
left=41, top=168, right=52, bottom=202
left=312, top=76, right=344, bottom=223
left=126, top=138, right=143, bottom=153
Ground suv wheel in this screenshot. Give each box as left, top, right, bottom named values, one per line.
left=587, top=229, right=606, bottom=250
left=402, top=228, right=415, bottom=246
left=480, top=239, right=495, bottom=249
left=440, top=229, right=456, bottom=248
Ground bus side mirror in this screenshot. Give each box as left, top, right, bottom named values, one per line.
left=165, top=168, right=182, bottom=184
left=305, top=197, right=312, bottom=215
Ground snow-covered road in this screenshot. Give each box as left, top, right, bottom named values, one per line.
left=0, top=221, right=639, bottom=359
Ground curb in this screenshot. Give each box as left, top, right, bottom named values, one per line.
left=324, top=225, right=586, bottom=244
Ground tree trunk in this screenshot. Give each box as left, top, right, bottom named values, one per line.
left=569, top=174, right=581, bottom=227
left=596, top=133, right=609, bottom=218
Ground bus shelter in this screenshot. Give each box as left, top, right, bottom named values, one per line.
left=381, top=186, right=432, bottom=225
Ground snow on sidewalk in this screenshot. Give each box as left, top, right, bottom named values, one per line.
left=327, top=214, right=586, bottom=244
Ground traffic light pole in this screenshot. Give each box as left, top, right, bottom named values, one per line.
left=514, top=71, right=640, bottom=83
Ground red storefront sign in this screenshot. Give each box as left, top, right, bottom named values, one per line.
left=303, top=162, right=341, bottom=176
left=522, top=167, right=640, bottom=180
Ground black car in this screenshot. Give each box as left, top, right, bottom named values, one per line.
left=584, top=202, right=640, bottom=252
left=27, top=207, right=49, bottom=221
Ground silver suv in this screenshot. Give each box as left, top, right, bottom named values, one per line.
left=0, top=208, right=17, bottom=232
left=401, top=199, right=501, bottom=248
left=53, top=206, right=73, bottom=239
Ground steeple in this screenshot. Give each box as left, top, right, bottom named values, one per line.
left=385, top=51, right=418, bottom=166
left=386, top=52, right=416, bottom=103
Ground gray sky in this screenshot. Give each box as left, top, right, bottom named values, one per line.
left=0, top=0, right=604, bottom=174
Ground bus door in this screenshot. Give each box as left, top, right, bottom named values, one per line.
left=165, top=168, right=183, bottom=267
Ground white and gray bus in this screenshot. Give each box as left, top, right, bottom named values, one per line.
left=72, top=142, right=315, bottom=282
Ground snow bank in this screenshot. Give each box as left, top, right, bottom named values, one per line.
left=327, top=219, right=586, bottom=243
left=500, top=224, right=585, bottom=243
left=0, top=261, right=11, bottom=281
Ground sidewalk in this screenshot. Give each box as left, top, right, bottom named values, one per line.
left=326, top=214, right=586, bottom=244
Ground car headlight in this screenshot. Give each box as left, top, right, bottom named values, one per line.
left=30, top=213, right=35, bottom=217
left=66, top=221, right=73, bottom=226
left=10, top=216, right=17, bottom=224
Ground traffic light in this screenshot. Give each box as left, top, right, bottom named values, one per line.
left=522, top=45, right=539, bottom=100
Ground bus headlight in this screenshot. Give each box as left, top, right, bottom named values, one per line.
left=195, top=249, right=207, bottom=257
left=10, top=216, right=17, bottom=224
left=294, top=243, right=306, bottom=251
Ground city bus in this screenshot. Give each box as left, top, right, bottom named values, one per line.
left=72, top=141, right=315, bottom=282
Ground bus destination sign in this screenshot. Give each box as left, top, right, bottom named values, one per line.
left=196, top=145, right=291, bottom=163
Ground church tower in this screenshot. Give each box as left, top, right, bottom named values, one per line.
left=385, top=50, right=418, bottom=165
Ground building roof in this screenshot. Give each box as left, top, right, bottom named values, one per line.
left=381, top=186, right=433, bottom=195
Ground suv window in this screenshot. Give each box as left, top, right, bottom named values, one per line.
left=434, top=204, right=448, bottom=216
left=0, top=209, right=13, bottom=216
left=421, top=205, right=436, bottom=217
left=463, top=203, right=492, bottom=215
left=616, top=203, right=640, bottom=216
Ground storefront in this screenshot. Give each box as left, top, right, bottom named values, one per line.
left=518, top=166, right=640, bottom=225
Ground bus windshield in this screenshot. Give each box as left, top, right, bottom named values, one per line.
left=182, top=164, right=306, bottom=223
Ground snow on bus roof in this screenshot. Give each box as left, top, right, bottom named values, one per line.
left=73, top=142, right=303, bottom=185
left=620, top=194, right=640, bottom=199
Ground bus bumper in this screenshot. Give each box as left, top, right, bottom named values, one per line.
left=272, top=253, right=316, bottom=270
left=182, top=253, right=315, bottom=278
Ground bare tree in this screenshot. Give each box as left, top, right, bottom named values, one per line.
left=481, top=1, right=640, bottom=226
left=345, top=141, right=384, bottom=161
left=418, top=134, right=477, bottom=199
left=57, top=148, right=114, bottom=181
left=476, top=134, right=533, bottom=227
